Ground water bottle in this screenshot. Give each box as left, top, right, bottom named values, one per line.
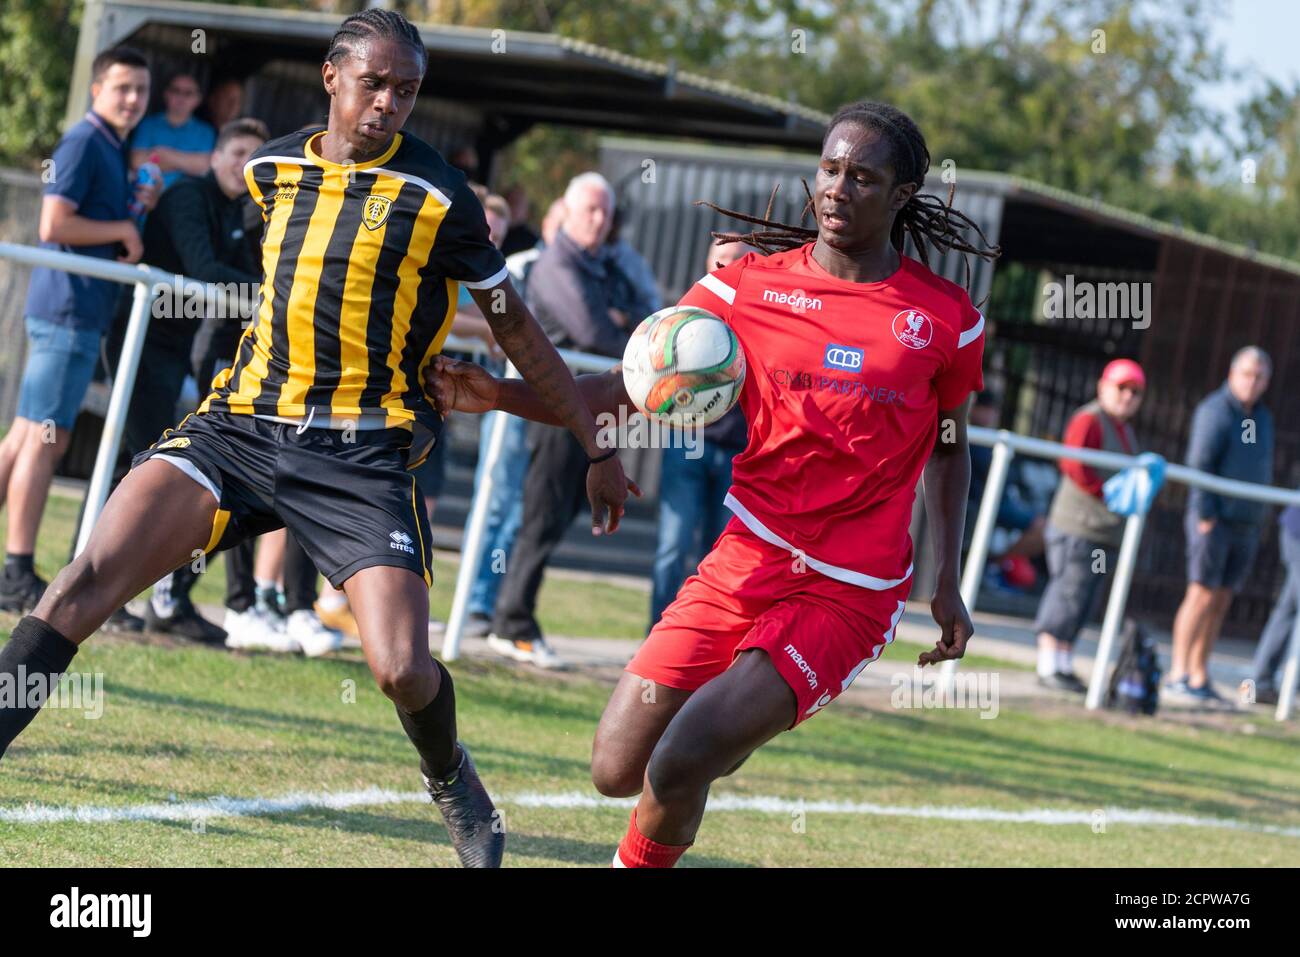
left=128, top=154, right=162, bottom=228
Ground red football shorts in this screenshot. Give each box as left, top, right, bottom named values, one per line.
left=628, top=516, right=912, bottom=726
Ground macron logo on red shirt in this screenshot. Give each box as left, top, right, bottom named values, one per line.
left=762, top=288, right=822, bottom=312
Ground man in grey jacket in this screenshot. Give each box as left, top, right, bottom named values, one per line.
left=486, top=172, right=633, bottom=668
left=1169, top=346, right=1274, bottom=705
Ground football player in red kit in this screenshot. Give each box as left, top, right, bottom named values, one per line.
left=427, top=101, right=1001, bottom=867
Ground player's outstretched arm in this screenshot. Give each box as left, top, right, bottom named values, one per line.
left=464, top=280, right=640, bottom=533
left=424, top=358, right=631, bottom=426
left=919, top=394, right=976, bottom=666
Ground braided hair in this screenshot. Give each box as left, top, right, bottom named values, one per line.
left=699, top=101, right=1000, bottom=291
left=325, top=8, right=428, bottom=73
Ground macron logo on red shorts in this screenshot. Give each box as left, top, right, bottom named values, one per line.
left=784, top=643, right=818, bottom=689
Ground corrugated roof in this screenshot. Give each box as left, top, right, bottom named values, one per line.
left=601, top=135, right=1300, bottom=279
left=98, top=0, right=829, bottom=141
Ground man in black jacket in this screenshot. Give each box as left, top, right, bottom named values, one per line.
left=106, top=117, right=268, bottom=641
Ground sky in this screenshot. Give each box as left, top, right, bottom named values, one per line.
left=1201, top=0, right=1299, bottom=120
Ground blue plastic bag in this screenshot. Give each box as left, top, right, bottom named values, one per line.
left=1102, top=452, right=1166, bottom=516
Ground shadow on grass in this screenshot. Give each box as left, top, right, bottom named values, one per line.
left=755, top=706, right=1300, bottom=823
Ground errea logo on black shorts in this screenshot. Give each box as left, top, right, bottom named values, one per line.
left=389, top=530, right=415, bottom=555
left=823, top=343, right=863, bottom=372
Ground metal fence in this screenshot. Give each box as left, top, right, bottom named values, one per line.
left=1, top=241, right=1296, bottom=721
left=956, top=428, right=1300, bottom=722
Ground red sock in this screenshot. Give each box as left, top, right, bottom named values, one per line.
left=614, top=807, right=691, bottom=868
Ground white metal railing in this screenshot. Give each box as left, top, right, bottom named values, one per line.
left=959, top=427, right=1300, bottom=722
left=0, top=242, right=216, bottom=556
left=0, top=240, right=614, bottom=653
left=1, top=242, right=1295, bottom=721
left=440, top=350, right=615, bottom=661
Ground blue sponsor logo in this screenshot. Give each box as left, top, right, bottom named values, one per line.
left=823, top=343, right=863, bottom=372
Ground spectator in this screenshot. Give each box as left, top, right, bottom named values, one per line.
left=413, top=191, right=512, bottom=525
left=604, top=206, right=662, bottom=324
left=1031, top=359, right=1144, bottom=692
left=448, top=144, right=479, bottom=181
left=198, top=76, right=243, bottom=132
left=107, top=117, right=268, bottom=643
left=1245, top=503, right=1300, bottom=706
left=0, top=47, right=159, bottom=618
left=130, top=69, right=216, bottom=190
left=968, top=390, right=1046, bottom=588
left=486, top=172, right=625, bottom=668
left=161, top=121, right=342, bottom=657
left=501, top=185, right=539, bottom=256
left=649, top=238, right=746, bottom=628
left=224, top=527, right=337, bottom=656
left=1169, top=346, right=1274, bottom=705
left=462, top=197, right=567, bottom=639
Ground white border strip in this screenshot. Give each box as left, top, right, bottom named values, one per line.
left=724, top=492, right=913, bottom=591
left=698, top=273, right=736, bottom=305
left=154, top=454, right=220, bottom=504
left=958, top=311, right=985, bottom=348
left=460, top=264, right=510, bottom=290
left=2, top=788, right=1297, bottom=839
left=243, top=156, right=454, bottom=209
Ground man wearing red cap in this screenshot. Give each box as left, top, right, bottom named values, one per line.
left=1031, top=359, right=1144, bottom=691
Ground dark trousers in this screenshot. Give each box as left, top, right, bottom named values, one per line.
left=1253, top=531, right=1300, bottom=689
left=223, top=530, right=319, bottom=614
left=123, top=345, right=192, bottom=461
left=491, top=422, right=589, bottom=641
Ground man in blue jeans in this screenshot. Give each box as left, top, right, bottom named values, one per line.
left=1247, top=504, right=1300, bottom=706
left=462, top=197, right=567, bottom=638
left=0, top=47, right=159, bottom=614
left=648, top=239, right=750, bottom=628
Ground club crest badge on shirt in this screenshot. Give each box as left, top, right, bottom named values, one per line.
left=363, top=194, right=393, bottom=231
left=892, top=309, right=933, bottom=350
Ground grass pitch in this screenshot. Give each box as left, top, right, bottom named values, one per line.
left=0, top=492, right=1297, bottom=867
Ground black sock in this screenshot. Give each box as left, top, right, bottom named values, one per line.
left=0, top=616, right=79, bottom=759
left=395, top=658, right=459, bottom=780
left=4, top=553, right=34, bottom=577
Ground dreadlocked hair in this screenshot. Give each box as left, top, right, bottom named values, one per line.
left=696, top=101, right=1001, bottom=295
left=325, top=8, right=427, bottom=72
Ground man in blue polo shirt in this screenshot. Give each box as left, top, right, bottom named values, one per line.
left=0, top=46, right=160, bottom=614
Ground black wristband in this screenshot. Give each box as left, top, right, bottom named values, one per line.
left=588, top=447, right=619, bottom=465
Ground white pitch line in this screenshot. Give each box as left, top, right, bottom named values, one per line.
left=1, top=788, right=1298, bottom=839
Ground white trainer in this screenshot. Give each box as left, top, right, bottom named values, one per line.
left=485, top=633, right=567, bottom=670
left=286, top=609, right=344, bottom=658
left=223, top=607, right=300, bottom=654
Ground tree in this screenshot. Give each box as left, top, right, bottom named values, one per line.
left=0, top=0, right=80, bottom=168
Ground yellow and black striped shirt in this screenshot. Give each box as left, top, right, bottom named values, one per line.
left=200, top=126, right=507, bottom=431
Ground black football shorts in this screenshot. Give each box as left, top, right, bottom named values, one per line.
left=132, top=410, right=434, bottom=588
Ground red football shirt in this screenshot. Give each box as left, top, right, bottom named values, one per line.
left=677, top=242, right=985, bottom=590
